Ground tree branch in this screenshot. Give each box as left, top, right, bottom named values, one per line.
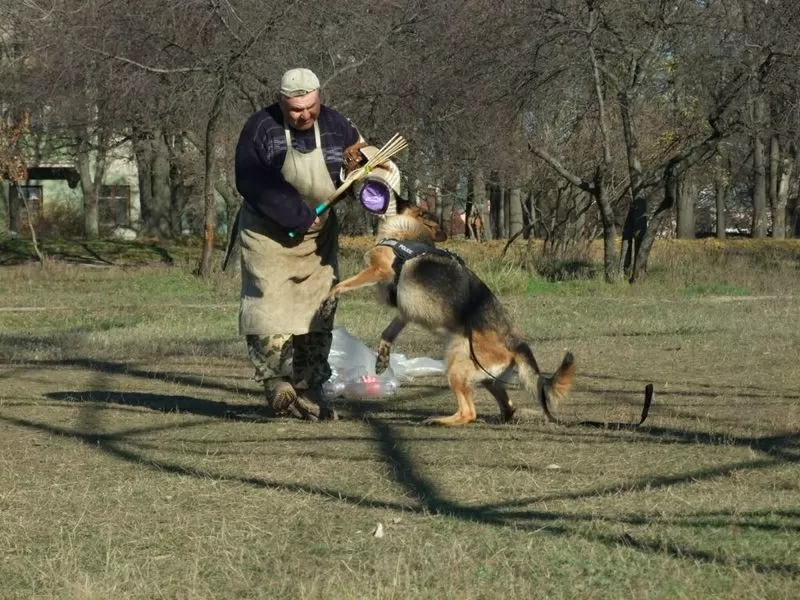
left=527, top=142, right=594, bottom=193
left=78, top=43, right=205, bottom=74
left=321, top=11, right=421, bottom=90
left=209, top=0, right=243, bottom=44
left=587, top=4, right=612, bottom=167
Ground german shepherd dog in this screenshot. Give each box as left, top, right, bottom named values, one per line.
left=327, top=198, right=576, bottom=426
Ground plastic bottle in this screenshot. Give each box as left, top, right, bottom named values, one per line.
left=323, top=367, right=399, bottom=400
left=341, top=373, right=399, bottom=399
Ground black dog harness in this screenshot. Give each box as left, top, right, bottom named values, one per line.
left=377, top=238, right=465, bottom=286
left=376, top=239, right=467, bottom=306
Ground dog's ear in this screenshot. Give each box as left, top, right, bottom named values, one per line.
left=424, top=213, right=447, bottom=242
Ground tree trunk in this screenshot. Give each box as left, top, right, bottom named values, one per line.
left=14, top=182, right=44, bottom=262
left=495, top=186, right=505, bottom=239
left=75, top=134, right=106, bottom=239
left=215, top=173, right=241, bottom=234
left=769, top=134, right=779, bottom=235
left=496, top=172, right=507, bottom=238
left=773, top=140, right=795, bottom=239
left=487, top=171, right=500, bottom=240
left=502, top=187, right=510, bottom=238
left=792, top=196, right=800, bottom=238
left=152, top=132, right=174, bottom=235
left=508, top=187, right=523, bottom=239
left=132, top=127, right=153, bottom=232
left=433, top=177, right=443, bottom=226
left=82, top=182, right=99, bottom=237
left=473, top=168, right=488, bottom=242
left=134, top=127, right=173, bottom=236
left=676, top=175, right=696, bottom=238
left=752, top=99, right=768, bottom=238
left=0, top=184, right=8, bottom=233
left=440, top=173, right=456, bottom=236
left=464, top=173, right=473, bottom=239
left=629, top=173, right=675, bottom=283
left=8, top=184, right=20, bottom=233
left=198, top=77, right=226, bottom=277
left=168, top=144, right=188, bottom=235
left=715, top=178, right=727, bottom=239
left=621, top=188, right=647, bottom=277
left=598, top=184, right=618, bottom=284
left=627, top=134, right=721, bottom=282
left=522, top=191, right=534, bottom=239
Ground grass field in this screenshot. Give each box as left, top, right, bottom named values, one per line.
left=1, top=235, right=799, bottom=599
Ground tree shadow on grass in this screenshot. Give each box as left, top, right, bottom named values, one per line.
left=3, top=389, right=799, bottom=578
left=342, top=399, right=800, bottom=576
left=33, top=358, right=253, bottom=396
left=47, top=390, right=268, bottom=421
left=0, top=239, right=178, bottom=266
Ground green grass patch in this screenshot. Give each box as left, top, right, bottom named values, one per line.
left=681, top=283, right=752, bottom=297
left=524, top=276, right=602, bottom=296
left=0, top=236, right=799, bottom=598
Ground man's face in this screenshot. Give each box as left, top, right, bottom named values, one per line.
left=280, top=90, right=320, bottom=131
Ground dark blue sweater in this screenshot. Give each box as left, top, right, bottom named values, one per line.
left=234, top=103, right=360, bottom=231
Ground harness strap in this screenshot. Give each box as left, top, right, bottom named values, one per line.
left=377, top=238, right=465, bottom=283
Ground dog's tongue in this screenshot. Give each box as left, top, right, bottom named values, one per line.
left=360, top=181, right=389, bottom=213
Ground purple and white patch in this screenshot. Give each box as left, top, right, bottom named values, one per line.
left=359, top=181, right=390, bottom=214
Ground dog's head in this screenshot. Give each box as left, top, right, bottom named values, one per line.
left=395, top=196, right=448, bottom=243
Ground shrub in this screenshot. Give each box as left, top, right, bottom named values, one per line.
left=32, top=204, right=84, bottom=238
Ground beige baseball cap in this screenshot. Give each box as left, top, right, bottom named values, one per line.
left=279, top=68, right=320, bottom=97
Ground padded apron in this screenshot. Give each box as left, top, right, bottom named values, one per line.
left=238, top=121, right=339, bottom=336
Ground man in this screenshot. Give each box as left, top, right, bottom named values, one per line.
left=232, top=67, right=396, bottom=422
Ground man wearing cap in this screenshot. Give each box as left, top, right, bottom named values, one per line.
left=232, top=67, right=400, bottom=421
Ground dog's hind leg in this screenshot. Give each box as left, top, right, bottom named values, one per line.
left=482, top=380, right=516, bottom=423
left=376, top=316, right=407, bottom=374
left=423, top=348, right=478, bottom=427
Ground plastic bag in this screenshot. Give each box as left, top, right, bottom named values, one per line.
left=323, top=327, right=445, bottom=399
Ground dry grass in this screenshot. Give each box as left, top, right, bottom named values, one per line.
left=0, top=236, right=798, bottom=599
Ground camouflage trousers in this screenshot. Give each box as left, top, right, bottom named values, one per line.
left=245, top=295, right=338, bottom=390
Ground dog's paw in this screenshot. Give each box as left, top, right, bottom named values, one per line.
left=318, top=294, right=338, bottom=321
left=421, top=414, right=477, bottom=427
left=375, top=340, right=392, bottom=374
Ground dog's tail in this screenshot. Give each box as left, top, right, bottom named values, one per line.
left=514, top=342, right=575, bottom=423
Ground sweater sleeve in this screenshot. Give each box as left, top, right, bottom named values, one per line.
left=233, top=112, right=316, bottom=232
left=235, top=143, right=316, bottom=231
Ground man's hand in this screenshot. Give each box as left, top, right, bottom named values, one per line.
left=342, top=141, right=369, bottom=175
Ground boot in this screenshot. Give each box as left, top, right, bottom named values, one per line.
left=297, top=385, right=339, bottom=421
left=265, top=378, right=324, bottom=422
left=263, top=377, right=297, bottom=412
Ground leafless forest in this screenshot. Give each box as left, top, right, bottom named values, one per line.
left=2, top=0, right=800, bottom=280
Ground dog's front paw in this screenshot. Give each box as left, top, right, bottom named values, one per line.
left=319, top=294, right=338, bottom=321
left=375, top=340, right=392, bottom=374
